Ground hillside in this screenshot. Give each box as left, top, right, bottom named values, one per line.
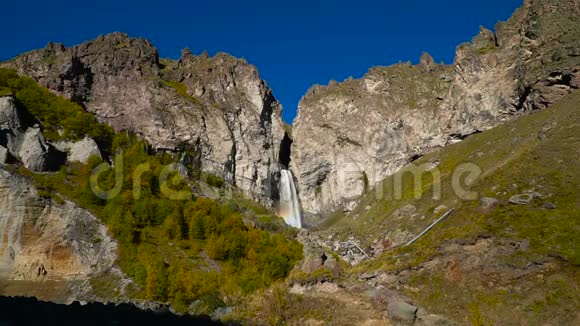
left=294, top=90, right=579, bottom=325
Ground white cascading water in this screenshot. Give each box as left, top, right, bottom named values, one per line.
left=278, top=169, right=302, bottom=228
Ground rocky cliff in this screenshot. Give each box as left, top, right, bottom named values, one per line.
left=0, top=34, right=287, bottom=205
left=291, top=0, right=580, bottom=215
left=0, top=168, right=118, bottom=288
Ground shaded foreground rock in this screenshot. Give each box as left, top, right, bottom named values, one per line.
left=0, top=297, right=221, bottom=325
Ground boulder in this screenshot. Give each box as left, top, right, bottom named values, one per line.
left=394, top=204, right=418, bottom=220
left=0, top=96, right=22, bottom=130
left=386, top=301, right=418, bottom=324
left=509, top=193, right=535, bottom=205
left=54, top=137, right=101, bottom=163
left=17, top=127, right=49, bottom=172
left=0, top=96, right=56, bottom=171
left=480, top=197, right=500, bottom=212
left=433, top=204, right=449, bottom=216
left=542, top=202, right=557, bottom=210
left=301, top=250, right=325, bottom=274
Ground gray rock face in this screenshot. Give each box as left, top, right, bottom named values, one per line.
left=292, top=0, right=580, bottom=214
left=54, top=137, right=101, bottom=163
left=1, top=33, right=287, bottom=205
left=292, top=63, right=454, bottom=214
left=0, top=168, right=117, bottom=281
left=0, top=146, right=8, bottom=164
left=0, top=96, right=22, bottom=130
left=0, top=96, right=52, bottom=171
left=17, top=127, right=49, bottom=171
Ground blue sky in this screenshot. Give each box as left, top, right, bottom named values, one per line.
left=0, top=0, right=523, bottom=123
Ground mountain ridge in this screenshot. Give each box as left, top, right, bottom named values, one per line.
left=1, top=32, right=288, bottom=206
left=291, top=0, right=580, bottom=216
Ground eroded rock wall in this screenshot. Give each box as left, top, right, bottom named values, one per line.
left=0, top=169, right=117, bottom=281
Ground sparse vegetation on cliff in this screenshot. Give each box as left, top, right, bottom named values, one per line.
left=4, top=72, right=303, bottom=313
left=0, top=68, right=114, bottom=144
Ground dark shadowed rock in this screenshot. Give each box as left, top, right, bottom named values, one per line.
left=0, top=96, right=51, bottom=171
left=542, top=202, right=557, bottom=210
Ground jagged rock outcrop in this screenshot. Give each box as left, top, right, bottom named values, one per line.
left=292, top=0, right=580, bottom=215
left=0, top=169, right=117, bottom=281
left=1, top=33, right=287, bottom=205
left=0, top=96, right=59, bottom=171
left=292, top=63, right=454, bottom=214
left=53, top=137, right=101, bottom=163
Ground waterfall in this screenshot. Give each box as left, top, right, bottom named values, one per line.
left=278, top=169, right=302, bottom=229
left=177, top=152, right=188, bottom=177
